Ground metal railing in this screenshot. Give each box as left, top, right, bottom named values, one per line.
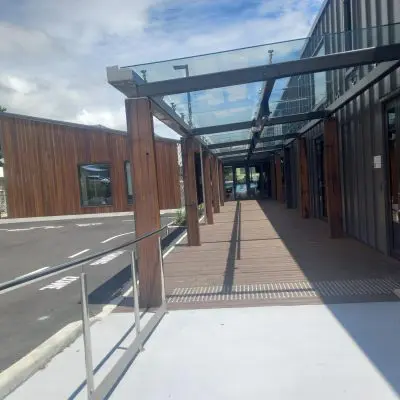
left=0, top=222, right=175, bottom=399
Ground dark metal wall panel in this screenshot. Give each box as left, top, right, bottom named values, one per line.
left=293, top=0, right=400, bottom=253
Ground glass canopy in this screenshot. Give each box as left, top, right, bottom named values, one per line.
left=107, top=23, right=400, bottom=162
left=125, top=24, right=399, bottom=82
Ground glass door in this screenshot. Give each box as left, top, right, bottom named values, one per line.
left=386, top=98, right=400, bottom=256
left=234, top=167, right=248, bottom=200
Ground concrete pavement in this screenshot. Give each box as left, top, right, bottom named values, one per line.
left=0, top=214, right=176, bottom=374
left=5, top=303, right=400, bottom=399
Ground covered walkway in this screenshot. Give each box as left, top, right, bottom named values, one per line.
left=165, top=200, right=400, bottom=309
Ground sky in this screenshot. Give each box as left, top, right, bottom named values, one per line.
left=0, top=0, right=324, bottom=139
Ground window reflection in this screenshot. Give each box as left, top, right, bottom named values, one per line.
left=79, top=164, right=112, bottom=206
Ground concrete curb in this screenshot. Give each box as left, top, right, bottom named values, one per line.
left=0, top=283, right=132, bottom=400
left=0, top=209, right=179, bottom=225
left=0, top=321, right=83, bottom=399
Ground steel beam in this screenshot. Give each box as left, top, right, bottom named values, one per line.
left=207, top=139, right=251, bottom=150
left=259, top=133, right=298, bottom=143
left=131, top=43, right=400, bottom=97
left=191, top=111, right=329, bottom=136
left=216, top=149, right=250, bottom=157
left=192, top=121, right=252, bottom=136
left=107, top=65, right=192, bottom=138
left=219, top=145, right=282, bottom=160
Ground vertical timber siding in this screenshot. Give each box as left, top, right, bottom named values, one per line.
left=0, top=115, right=180, bottom=218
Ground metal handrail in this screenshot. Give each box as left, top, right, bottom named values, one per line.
left=0, top=222, right=174, bottom=294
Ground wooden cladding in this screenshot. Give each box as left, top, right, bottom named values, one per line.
left=155, top=140, right=181, bottom=210
left=299, top=137, right=310, bottom=219
left=0, top=114, right=180, bottom=218
left=324, top=118, right=343, bottom=238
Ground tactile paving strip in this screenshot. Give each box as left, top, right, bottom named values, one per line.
left=167, top=278, right=400, bottom=304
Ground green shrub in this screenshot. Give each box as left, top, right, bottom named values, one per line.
left=175, top=208, right=186, bottom=226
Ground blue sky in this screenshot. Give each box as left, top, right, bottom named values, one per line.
left=0, top=0, right=323, bottom=138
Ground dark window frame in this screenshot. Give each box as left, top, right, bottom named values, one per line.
left=124, top=160, right=134, bottom=205
left=78, top=162, right=113, bottom=207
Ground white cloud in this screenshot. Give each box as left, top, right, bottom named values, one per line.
left=0, top=0, right=321, bottom=140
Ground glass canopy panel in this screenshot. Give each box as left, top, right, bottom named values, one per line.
left=126, top=37, right=307, bottom=82
left=200, top=130, right=251, bottom=147
left=213, top=144, right=250, bottom=154
left=256, top=140, right=285, bottom=150
left=124, top=24, right=399, bottom=83
left=162, top=82, right=263, bottom=128
left=219, top=152, right=248, bottom=159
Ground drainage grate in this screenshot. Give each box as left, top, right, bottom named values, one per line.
left=167, top=278, right=400, bottom=304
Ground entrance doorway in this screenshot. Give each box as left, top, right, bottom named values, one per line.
left=230, top=164, right=266, bottom=201
left=234, top=166, right=248, bottom=200
left=386, top=97, right=400, bottom=257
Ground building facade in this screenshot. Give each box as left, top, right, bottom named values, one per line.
left=0, top=113, right=181, bottom=218
left=282, top=0, right=400, bottom=256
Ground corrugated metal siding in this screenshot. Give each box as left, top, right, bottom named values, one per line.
left=291, top=0, right=400, bottom=253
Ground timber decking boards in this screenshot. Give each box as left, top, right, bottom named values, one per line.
left=164, top=200, right=400, bottom=309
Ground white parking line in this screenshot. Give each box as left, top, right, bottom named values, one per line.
left=75, top=222, right=103, bottom=227
left=39, top=276, right=79, bottom=291
left=90, top=250, right=125, bottom=266
left=101, top=231, right=135, bottom=244
left=68, top=249, right=90, bottom=258
left=19, top=267, right=49, bottom=279
left=0, top=226, right=64, bottom=232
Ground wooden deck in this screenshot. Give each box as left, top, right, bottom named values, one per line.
left=164, top=200, right=400, bottom=309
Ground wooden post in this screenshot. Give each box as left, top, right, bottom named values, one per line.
left=275, top=154, right=283, bottom=202
left=219, top=160, right=225, bottom=206
left=182, top=137, right=200, bottom=245
left=284, top=147, right=293, bottom=208
left=212, top=156, right=220, bottom=213
left=324, top=118, right=343, bottom=238
left=202, top=152, right=214, bottom=224
left=125, top=98, right=161, bottom=308
left=298, top=137, right=310, bottom=219
left=270, top=158, right=277, bottom=200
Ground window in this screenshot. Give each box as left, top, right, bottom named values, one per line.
left=313, top=45, right=327, bottom=106
left=343, top=0, right=353, bottom=50
left=125, top=161, right=134, bottom=205
left=79, top=163, right=112, bottom=206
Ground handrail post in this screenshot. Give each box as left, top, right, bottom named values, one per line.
left=158, top=236, right=167, bottom=307
left=130, top=250, right=142, bottom=350
left=80, top=272, right=95, bottom=399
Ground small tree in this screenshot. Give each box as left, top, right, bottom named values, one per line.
left=0, top=106, right=6, bottom=112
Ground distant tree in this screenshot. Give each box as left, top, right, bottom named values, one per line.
left=0, top=106, right=6, bottom=112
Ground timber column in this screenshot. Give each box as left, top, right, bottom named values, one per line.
left=202, top=151, right=214, bottom=224
left=212, top=155, right=221, bottom=213
left=324, top=118, right=343, bottom=238
left=182, top=136, right=201, bottom=245
left=298, top=137, right=310, bottom=219
left=125, top=97, right=162, bottom=308
left=275, top=154, right=283, bottom=202
left=219, top=160, right=225, bottom=206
